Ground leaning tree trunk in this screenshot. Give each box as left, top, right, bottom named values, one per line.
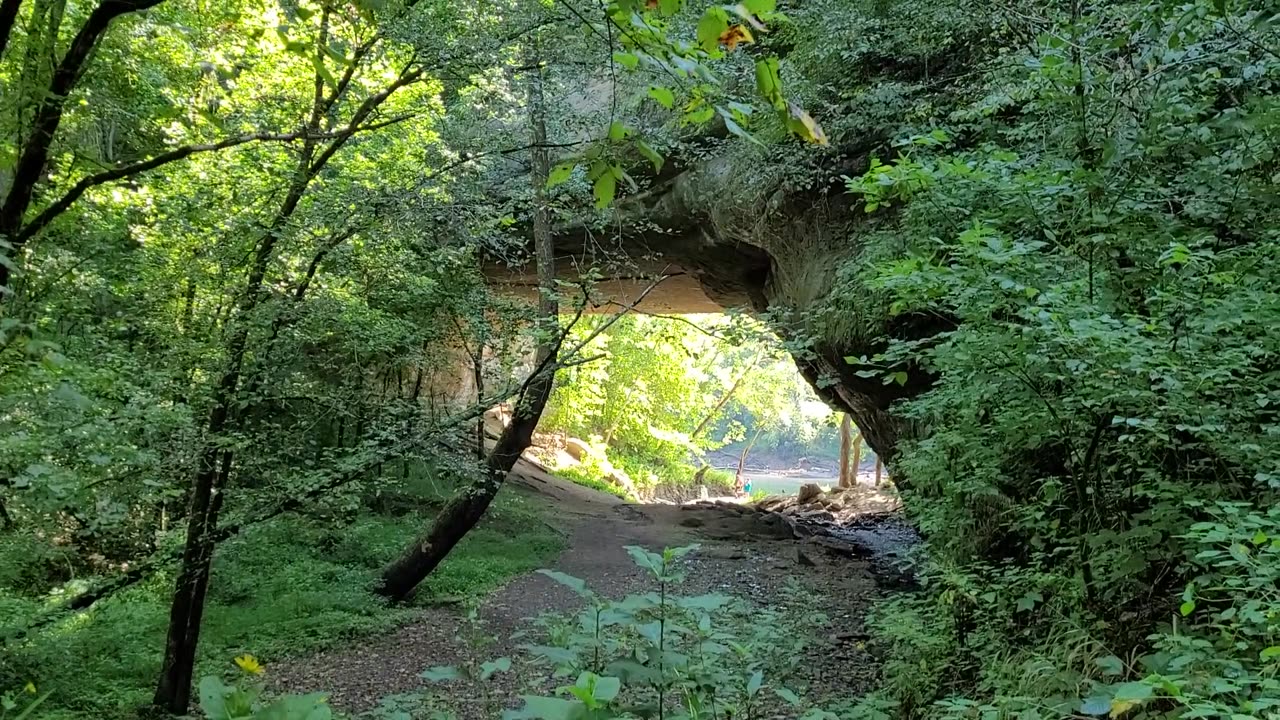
left=377, top=41, right=558, bottom=603
left=838, top=414, right=852, bottom=488
left=690, top=351, right=760, bottom=440
left=851, top=430, right=862, bottom=486
left=735, top=427, right=762, bottom=494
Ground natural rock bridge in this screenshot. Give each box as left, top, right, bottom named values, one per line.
left=483, top=145, right=946, bottom=467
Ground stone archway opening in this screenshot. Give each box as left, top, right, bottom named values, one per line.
left=489, top=270, right=891, bottom=500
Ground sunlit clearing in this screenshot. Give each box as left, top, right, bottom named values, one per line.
left=536, top=313, right=877, bottom=501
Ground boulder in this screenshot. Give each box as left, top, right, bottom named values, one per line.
left=797, top=509, right=836, bottom=524
left=797, top=483, right=823, bottom=504
left=564, top=437, right=592, bottom=461
left=755, top=495, right=789, bottom=512
left=605, top=467, right=637, bottom=496
left=805, top=535, right=871, bottom=558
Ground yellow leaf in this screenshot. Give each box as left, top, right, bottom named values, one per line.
left=234, top=654, right=265, bottom=675
left=1109, top=699, right=1139, bottom=718
left=24, top=681, right=37, bottom=694
left=719, top=24, right=754, bottom=51
left=786, top=101, right=828, bottom=145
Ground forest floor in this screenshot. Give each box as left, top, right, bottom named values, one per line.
left=272, top=461, right=894, bottom=718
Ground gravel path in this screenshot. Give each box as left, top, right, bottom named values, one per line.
left=271, top=463, right=887, bottom=717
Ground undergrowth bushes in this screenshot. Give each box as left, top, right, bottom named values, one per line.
left=0, top=470, right=563, bottom=720
left=825, top=0, right=1280, bottom=718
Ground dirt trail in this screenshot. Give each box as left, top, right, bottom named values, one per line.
left=272, top=462, right=887, bottom=717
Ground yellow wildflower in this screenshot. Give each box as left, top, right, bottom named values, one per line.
left=234, top=654, right=264, bottom=675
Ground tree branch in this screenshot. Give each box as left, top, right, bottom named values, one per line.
left=15, top=116, right=415, bottom=244
left=0, top=0, right=166, bottom=248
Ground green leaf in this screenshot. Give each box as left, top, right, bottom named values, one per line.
left=1095, top=656, right=1124, bottom=676
left=593, top=172, right=617, bottom=208
left=1228, top=543, right=1251, bottom=563
left=774, top=687, right=801, bottom=706
left=1261, top=646, right=1280, bottom=661
left=743, top=0, right=776, bottom=14
left=592, top=675, right=621, bottom=702
left=684, top=105, right=716, bottom=125
left=721, top=112, right=751, bottom=141
left=675, top=593, right=731, bottom=611
left=1080, top=696, right=1111, bottom=716
left=625, top=545, right=664, bottom=573
left=310, top=56, right=335, bottom=89
left=547, top=163, right=576, bottom=188
left=422, top=665, right=462, bottom=682
left=11, top=692, right=52, bottom=720
left=647, top=86, right=675, bottom=109
left=198, top=676, right=231, bottom=720
left=480, top=657, right=512, bottom=680
left=636, top=140, right=664, bottom=172
left=257, top=694, right=332, bottom=720
left=612, top=52, right=639, bottom=69
left=696, top=9, right=729, bottom=52
left=747, top=669, right=763, bottom=696
left=502, top=696, right=587, bottom=720
left=608, top=121, right=631, bottom=141
left=1180, top=600, right=1195, bottom=616
left=754, top=58, right=784, bottom=109
left=537, top=569, right=592, bottom=596
left=1112, top=682, right=1153, bottom=702
left=522, top=645, right=579, bottom=665
left=659, top=0, right=681, bottom=15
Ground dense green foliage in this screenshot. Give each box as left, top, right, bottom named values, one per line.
left=390, top=544, right=827, bottom=720
left=3, top=0, right=1278, bottom=717
left=2, top=471, right=561, bottom=719
left=814, top=1, right=1280, bottom=718
left=0, top=0, right=822, bottom=713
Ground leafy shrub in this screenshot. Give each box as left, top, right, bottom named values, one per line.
left=197, top=656, right=330, bottom=720
left=1, top=493, right=562, bottom=719
left=422, top=544, right=830, bottom=719
left=1, top=682, right=50, bottom=720
left=822, top=0, right=1280, bottom=717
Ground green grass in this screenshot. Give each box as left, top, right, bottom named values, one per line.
left=554, top=464, right=633, bottom=500
left=0, top=488, right=564, bottom=719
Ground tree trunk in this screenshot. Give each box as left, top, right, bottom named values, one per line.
left=152, top=202, right=292, bottom=713
left=376, top=40, right=557, bottom=603
left=377, top=364, right=556, bottom=601
left=690, top=352, right=759, bottom=440
left=875, top=455, right=882, bottom=487
left=153, top=19, right=421, bottom=711
left=473, top=344, right=485, bottom=460
left=851, top=431, right=862, bottom=486
left=838, top=414, right=852, bottom=488
left=735, top=428, right=762, bottom=494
